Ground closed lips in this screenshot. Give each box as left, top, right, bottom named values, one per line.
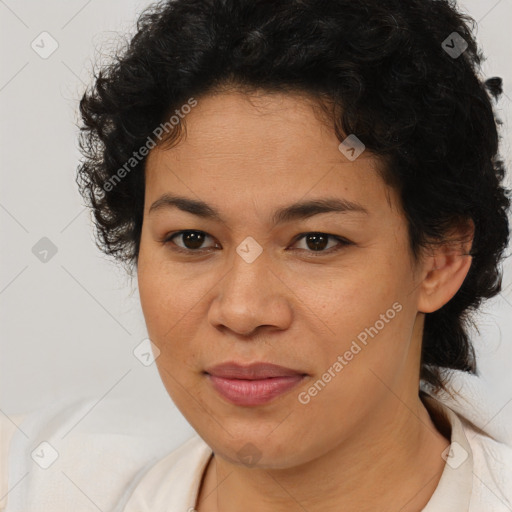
left=204, top=361, right=308, bottom=380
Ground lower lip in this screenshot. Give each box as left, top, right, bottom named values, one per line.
left=206, top=374, right=305, bottom=406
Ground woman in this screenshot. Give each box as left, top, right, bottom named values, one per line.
left=8, top=0, right=511, bottom=510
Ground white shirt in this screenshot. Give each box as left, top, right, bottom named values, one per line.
left=2, top=393, right=511, bottom=511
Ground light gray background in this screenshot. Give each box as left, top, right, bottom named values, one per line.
left=1, top=0, right=511, bottom=438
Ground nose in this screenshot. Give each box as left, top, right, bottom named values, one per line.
left=207, top=245, right=293, bottom=338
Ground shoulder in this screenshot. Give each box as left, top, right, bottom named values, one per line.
left=425, top=386, right=512, bottom=512
left=460, top=417, right=512, bottom=511
left=0, top=412, right=26, bottom=511
left=120, top=433, right=213, bottom=512
left=1, top=396, right=179, bottom=512
left=424, top=386, right=512, bottom=512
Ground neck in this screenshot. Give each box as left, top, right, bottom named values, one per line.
left=196, top=393, right=450, bottom=512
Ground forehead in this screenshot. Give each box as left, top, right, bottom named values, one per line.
left=144, top=90, right=396, bottom=215
left=159, top=90, right=362, bottom=159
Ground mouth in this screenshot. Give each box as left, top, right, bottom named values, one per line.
left=203, top=361, right=308, bottom=406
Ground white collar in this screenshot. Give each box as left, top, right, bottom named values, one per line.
left=121, top=396, right=474, bottom=511
left=421, top=395, right=473, bottom=511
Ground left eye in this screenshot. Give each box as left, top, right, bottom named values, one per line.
left=290, top=232, right=350, bottom=254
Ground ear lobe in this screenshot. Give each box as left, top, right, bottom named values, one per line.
left=417, top=220, right=474, bottom=314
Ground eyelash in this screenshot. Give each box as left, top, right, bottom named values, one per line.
left=161, top=230, right=352, bottom=257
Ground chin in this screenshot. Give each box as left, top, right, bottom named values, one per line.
left=200, top=427, right=314, bottom=469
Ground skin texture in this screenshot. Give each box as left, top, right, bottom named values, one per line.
left=137, top=90, right=473, bottom=512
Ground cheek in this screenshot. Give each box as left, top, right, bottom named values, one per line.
left=137, top=263, right=166, bottom=335
left=306, top=262, right=414, bottom=381
left=301, top=265, right=399, bottom=341
left=137, top=251, right=207, bottom=375
left=137, top=262, right=182, bottom=362
left=137, top=238, right=189, bottom=332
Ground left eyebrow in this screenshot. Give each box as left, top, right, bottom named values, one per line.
left=148, top=193, right=369, bottom=225
left=272, top=197, right=369, bottom=224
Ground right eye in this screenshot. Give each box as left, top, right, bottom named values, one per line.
left=162, top=230, right=220, bottom=254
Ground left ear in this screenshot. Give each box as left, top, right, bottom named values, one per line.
left=417, top=219, right=475, bottom=314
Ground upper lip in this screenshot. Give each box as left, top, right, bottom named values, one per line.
left=204, top=361, right=306, bottom=380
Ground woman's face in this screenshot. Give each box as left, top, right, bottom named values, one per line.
left=137, top=90, right=426, bottom=468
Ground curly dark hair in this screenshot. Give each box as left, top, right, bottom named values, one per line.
left=76, top=0, right=510, bottom=394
